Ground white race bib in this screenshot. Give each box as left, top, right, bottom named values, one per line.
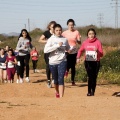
left=0, top=63, right=6, bottom=69
left=85, top=51, right=97, bottom=61
left=70, top=46, right=77, bottom=54
left=17, top=61, right=21, bottom=66
left=33, top=53, right=37, bottom=56
left=8, top=62, right=14, bottom=68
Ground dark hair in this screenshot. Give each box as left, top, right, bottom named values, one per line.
left=47, top=21, right=57, bottom=30
left=18, top=29, right=32, bottom=42
left=0, top=48, right=5, bottom=54
left=67, top=19, right=76, bottom=26
left=53, top=24, right=62, bottom=30
left=87, top=28, right=96, bottom=36
left=8, top=48, right=15, bottom=56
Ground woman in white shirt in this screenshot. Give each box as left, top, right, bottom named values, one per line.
left=44, top=24, right=71, bottom=98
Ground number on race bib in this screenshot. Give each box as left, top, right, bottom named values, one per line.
left=85, top=51, right=97, bottom=61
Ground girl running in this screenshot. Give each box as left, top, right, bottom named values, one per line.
left=39, top=21, right=56, bottom=88
left=77, top=28, right=103, bottom=96
left=30, top=47, right=39, bottom=73
left=0, top=48, right=7, bottom=83
left=14, top=49, right=20, bottom=83
left=16, top=29, right=32, bottom=83
left=62, top=19, right=81, bottom=85
left=44, top=24, right=70, bottom=98
left=6, top=49, right=17, bottom=83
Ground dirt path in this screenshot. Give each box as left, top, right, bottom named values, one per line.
left=0, top=70, right=120, bottom=120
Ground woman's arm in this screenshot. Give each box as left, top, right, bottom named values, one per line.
left=16, top=40, right=25, bottom=51
left=38, top=35, right=47, bottom=43
left=77, top=31, right=82, bottom=44
left=44, top=39, right=62, bottom=53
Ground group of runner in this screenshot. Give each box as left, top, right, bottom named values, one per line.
left=0, top=19, right=103, bottom=98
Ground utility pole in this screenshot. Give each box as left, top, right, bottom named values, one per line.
left=24, top=24, right=26, bottom=29
left=111, top=0, right=120, bottom=28
left=98, top=13, right=104, bottom=28
left=28, top=18, right=30, bottom=32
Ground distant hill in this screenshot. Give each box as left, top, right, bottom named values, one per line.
left=2, top=32, right=19, bottom=37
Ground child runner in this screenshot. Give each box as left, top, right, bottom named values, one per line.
left=0, top=48, right=7, bottom=83
left=6, top=49, right=17, bottom=83
left=39, top=21, right=56, bottom=88
left=62, top=19, right=81, bottom=86
left=77, top=28, right=103, bottom=96
left=44, top=24, right=70, bottom=98
left=30, top=47, right=39, bottom=73
left=14, top=49, right=20, bottom=83
left=16, top=29, right=32, bottom=83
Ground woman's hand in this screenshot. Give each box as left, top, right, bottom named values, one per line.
left=59, top=42, right=63, bottom=47
left=76, top=58, right=80, bottom=64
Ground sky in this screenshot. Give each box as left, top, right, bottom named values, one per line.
left=0, top=0, right=119, bottom=33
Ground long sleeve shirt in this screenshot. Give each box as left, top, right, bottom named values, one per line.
left=44, top=35, right=70, bottom=65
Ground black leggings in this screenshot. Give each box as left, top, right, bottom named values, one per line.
left=19, top=54, right=30, bottom=78
left=67, top=53, right=77, bottom=82
left=32, top=60, right=38, bottom=70
left=84, top=61, right=100, bottom=94
left=44, top=53, right=51, bottom=80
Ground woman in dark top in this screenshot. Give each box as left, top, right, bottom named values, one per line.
left=0, top=48, right=7, bottom=83
left=39, top=21, right=56, bottom=88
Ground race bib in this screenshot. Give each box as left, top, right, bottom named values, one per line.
left=33, top=53, right=37, bottom=56
left=70, top=46, right=77, bottom=54
left=17, top=61, right=21, bottom=66
left=8, top=62, right=14, bottom=68
left=85, top=51, right=97, bottom=61
left=0, top=63, right=6, bottom=69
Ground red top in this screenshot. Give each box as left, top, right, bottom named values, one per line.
left=6, top=56, right=16, bottom=68
left=30, top=50, right=39, bottom=60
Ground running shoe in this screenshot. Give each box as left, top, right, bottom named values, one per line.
left=47, top=80, right=52, bottom=88
left=56, top=93, right=60, bottom=98
left=19, top=78, right=23, bottom=83
left=16, top=79, right=19, bottom=83
left=25, top=77, right=30, bottom=82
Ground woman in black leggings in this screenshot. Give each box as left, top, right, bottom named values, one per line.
left=39, top=21, right=56, bottom=88
left=16, top=29, right=32, bottom=83
left=77, top=28, right=103, bottom=96
left=62, top=19, right=81, bottom=85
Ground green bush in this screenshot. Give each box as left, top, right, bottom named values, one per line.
left=73, top=49, right=120, bottom=84
left=98, top=49, right=120, bottom=84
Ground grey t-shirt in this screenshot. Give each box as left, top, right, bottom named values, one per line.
left=16, top=37, right=32, bottom=56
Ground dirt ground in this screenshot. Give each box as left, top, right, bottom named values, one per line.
left=0, top=70, right=120, bottom=120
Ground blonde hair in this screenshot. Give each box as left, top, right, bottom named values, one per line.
left=47, top=21, right=56, bottom=30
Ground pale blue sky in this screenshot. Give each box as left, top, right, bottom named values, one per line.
left=0, top=0, right=119, bottom=33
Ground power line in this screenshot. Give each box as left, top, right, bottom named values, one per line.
left=111, top=0, right=120, bottom=28
left=98, top=13, right=104, bottom=27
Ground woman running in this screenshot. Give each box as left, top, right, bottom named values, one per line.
left=6, top=49, right=17, bottom=83
left=16, top=29, right=32, bottom=83
left=30, top=47, right=39, bottom=73
left=77, top=28, right=103, bottom=96
left=44, top=24, right=70, bottom=98
left=39, top=21, right=56, bottom=88
left=62, top=19, right=81, bottom=85
left=0, top=48, right=7, bottom=83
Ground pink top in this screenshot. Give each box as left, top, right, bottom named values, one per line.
left=62, top=30, right=81, bottom=46
left=30, top=50, right=39, bottom=60
left=77, top=38, right=103, bottom=61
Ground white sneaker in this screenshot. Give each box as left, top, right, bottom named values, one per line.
left=19, top=78, right=23, bottom=83
left=16, top=79, right=19, bottom=83
left=47, top=80, right=52, bottom=88
left=25, top=77, right=30, bottom=82
left=52, top=80, right=54, bottom=84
